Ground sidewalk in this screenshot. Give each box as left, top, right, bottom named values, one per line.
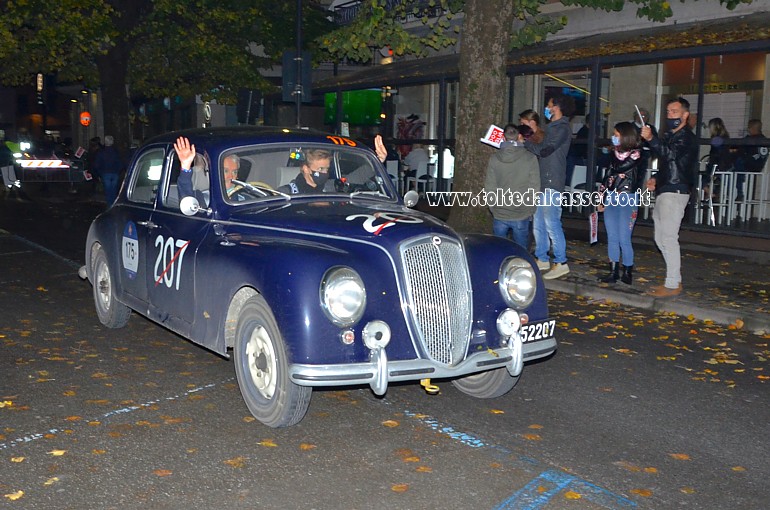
left=548, top=218, right=770, bottom=334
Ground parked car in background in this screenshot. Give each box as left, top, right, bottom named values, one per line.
left=80, top=127, right=557, bottom=427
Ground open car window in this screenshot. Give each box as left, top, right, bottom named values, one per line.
left=220, top=144, right=395, bottom=204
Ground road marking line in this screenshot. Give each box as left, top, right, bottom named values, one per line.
left=495, top=470, right=574, bottom=510
left=0, top=378, right=234, bottom=451
left=2, top=232, right=81, bottom=269
left=402, top=409, right=637, bottom=509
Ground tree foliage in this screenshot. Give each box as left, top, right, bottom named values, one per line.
left=318, top=0, right=752, bottom=232
left=0, top=0, right=331, bottom=149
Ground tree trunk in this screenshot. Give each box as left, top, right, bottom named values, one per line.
left=447, top=0, right=515, bottom=233
left=96, top=0, right=151, bottom=158
left=96, top=45, right=131, bottom=158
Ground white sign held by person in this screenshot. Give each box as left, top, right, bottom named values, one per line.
left=480, top=125, right=505, bottom=148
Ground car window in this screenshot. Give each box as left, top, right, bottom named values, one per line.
left=163, top=153, right=209, bottom=209
left=127, top=148, right=164, bottom=204
left=220, top=144, right=392, bottom=204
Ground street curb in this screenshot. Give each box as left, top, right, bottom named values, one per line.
left=544, top=278, right=769, bottom=334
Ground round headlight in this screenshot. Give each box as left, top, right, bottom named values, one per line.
left=320, top=267, right=366, bottom=326
left=499, top=257, right=536, bottom=309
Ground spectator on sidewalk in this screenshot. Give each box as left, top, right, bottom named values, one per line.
left=519, top=109, right=544, bottom=144
left=702, top=117, right=734, bottom=199
left=524, top=93, right=575, bottom=280
left=93, top=135, right=123, bottom=205
left=485, top=124, right=540, bottom=248
left=641, top=97, right=698, bottom=297
left=566, top=114, right=589, bottom=189
left=597, top=122, right=644, bottom=285
left=404, top=143, right=430, bottom=189
left=733, top=119, right=768, bottom=202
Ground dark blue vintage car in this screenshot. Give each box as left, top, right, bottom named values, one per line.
left=82, top=127, right=556, bottom=427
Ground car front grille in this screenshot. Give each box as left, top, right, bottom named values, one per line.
left=400, top=235, right=472, bottom=365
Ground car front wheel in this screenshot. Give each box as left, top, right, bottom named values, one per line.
left=451, top=368, right=520, bottom=399
left=91, top=247, right=131, bottom=329
left=233, top=295, right=311, bottom=428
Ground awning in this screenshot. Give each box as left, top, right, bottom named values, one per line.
left=314, top=12, right=770, bottom=92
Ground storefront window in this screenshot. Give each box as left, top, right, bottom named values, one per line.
left=697, top=53, right=766, bottom=138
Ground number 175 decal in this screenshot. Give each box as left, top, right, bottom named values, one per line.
left=154, top=235, right=190, bottom=290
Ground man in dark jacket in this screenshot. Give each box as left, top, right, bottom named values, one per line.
left=524, top=93, right=574, bottom=280
left=734, top=119, right=768, bottom=201
left=641, top=97, right=698, bottom=297
left=93, top=135, right=123, bottom=205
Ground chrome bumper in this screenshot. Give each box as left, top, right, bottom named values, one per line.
left=289, top=336, right=556, bottom=394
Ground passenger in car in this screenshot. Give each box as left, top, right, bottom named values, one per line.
left=277, top=149, right=333, bottom=194
left=173, top=136, right=244, bottom=204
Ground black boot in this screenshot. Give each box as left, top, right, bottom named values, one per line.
left=598, top=262, right=620, bottom=283
left=621, top=265, right=633, bottom=285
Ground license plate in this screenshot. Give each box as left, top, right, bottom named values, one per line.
left=519, top=319, right=556, bottom=343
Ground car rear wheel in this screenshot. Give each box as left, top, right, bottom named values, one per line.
left=451, top=368, right=520, bottom=399
left=233, top=295, right=311, bottom=428
left=91, top=247, right=131, bottom=329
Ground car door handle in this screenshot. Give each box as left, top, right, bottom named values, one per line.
left=137, top=220, right=157, bottom=229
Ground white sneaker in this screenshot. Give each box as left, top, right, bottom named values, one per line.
left=536, top=259, right=551, bottom=271
left=543, top=263, right=570, bottom=279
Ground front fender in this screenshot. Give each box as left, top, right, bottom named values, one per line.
left=191, top=233, right=412, bottom=364
left=462, top=233, right=549, bottom=350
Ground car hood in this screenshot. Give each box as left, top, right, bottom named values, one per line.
left=224, top=197, right=454, bottom=245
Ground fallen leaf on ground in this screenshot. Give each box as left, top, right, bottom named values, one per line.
left=258, top=439, right=277, bottom=447
left=669, top=453, right=691, bottom=461
left=391, top=484, right=409, bottom=493
left=153, top=469, right=173, bottom=477
left=47, top=449, right=66, bottom=456
left=223, top=456, right=246, bottom=468
left=3, top=491, right=24, bottom=501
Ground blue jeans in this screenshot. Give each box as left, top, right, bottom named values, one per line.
left=493, top=218, right=530, bottom=249
left=101, top=173, right=120, bottom=205
left=603, top=194, right=638, bottom=266
left=534, top=188, right=567, bottom=264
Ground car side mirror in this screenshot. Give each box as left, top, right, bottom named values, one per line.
left=403, top=190, right=419, bottom=208
left=180, top=196, right=206, bottom=216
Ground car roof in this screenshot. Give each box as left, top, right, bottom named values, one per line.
left=143, top=126, right=368, bottom=156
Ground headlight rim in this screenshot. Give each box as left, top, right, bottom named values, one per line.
left=320, top=266, right=367, bottom=327
left=498, top=256, right=537, bottom=309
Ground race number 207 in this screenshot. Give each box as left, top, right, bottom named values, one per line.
left=153, top=235, right=190, bottom=290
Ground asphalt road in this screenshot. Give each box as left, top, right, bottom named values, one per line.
left=1, top=187, right=768, bottom=509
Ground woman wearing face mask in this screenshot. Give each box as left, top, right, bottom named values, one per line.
left=597, top=122, right=644, bottom=285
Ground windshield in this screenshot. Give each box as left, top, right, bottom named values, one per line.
left=220, top=144, right=396, bottom=204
